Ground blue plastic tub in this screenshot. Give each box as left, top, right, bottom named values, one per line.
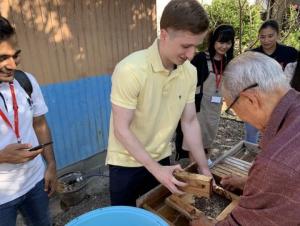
left=66, top=206, right=168, bottom=226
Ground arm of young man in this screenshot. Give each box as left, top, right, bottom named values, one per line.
left=33, top=115, right=57, bottom=196
left=112, top=103, right=186, bottom=194
left=180, top=102, right=212, bottom=177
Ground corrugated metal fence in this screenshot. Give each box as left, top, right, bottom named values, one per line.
left=42, top=75, right=112, bottom=168
left=0, top=0, right=157, bottom=168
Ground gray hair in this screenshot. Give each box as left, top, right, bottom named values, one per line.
left=222, top=51, right=290, bottom=100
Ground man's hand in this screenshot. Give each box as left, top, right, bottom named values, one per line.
left=198, top=167, right=213, bottom=178
left=151, top=164, right=187, bottom=194
left=197, top=166, right=216, bottom=187
left=0, top=143, right=43, bottom=164
left=220, top=175, right=247, bottom=191
left=44, top=163, right=57, bottom=196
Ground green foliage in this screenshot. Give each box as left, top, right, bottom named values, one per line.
left=281, top=6, right=300, bottom=49
left=203, top=0, right=299, bottom=53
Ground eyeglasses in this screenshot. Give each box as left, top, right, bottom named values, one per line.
left=225, top=83, right=259, bottom=116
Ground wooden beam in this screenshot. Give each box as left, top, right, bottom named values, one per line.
left=226, top=156, right=252, bottom=168
left=216, top=200, right=239, bottom=221
left=143, top=204, right=175, bottom=226
left=165, top=194, right=204, bottom=220
left=136, top=184, right=170, bottom=207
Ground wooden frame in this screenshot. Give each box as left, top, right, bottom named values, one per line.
left=136, top=141, right=260, bottom=225
left=173, top=171, right=213, bottom=198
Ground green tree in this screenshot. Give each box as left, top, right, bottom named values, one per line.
left=280, top=5, right=300, bottom=49
left=203, top=0, right=299, bottom=53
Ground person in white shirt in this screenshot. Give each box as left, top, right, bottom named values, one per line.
left=0, top=16, right=56, bottom=226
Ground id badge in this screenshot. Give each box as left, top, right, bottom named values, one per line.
left=211, top=96, right=222, bottom=104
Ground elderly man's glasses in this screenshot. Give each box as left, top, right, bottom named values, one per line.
left=225, top=83, right=259, bottom=116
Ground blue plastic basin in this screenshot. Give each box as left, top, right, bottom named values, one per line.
left=66, top=206, right=168, bottom=226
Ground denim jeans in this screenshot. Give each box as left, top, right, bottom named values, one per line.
left=0, top=179, right=51, bottom=226
left=244, top=122, right=259, bottom=144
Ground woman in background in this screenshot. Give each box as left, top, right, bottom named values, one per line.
left=245, top=19, right=298, bottom=144
left=176, top=24, right=235, bottom=161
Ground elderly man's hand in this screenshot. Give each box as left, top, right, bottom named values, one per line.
left=190, top=216, right=217, bottom=226
left=220, top=175, right=247, bottom=191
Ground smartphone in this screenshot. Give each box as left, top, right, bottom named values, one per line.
left=28, top=141, right=53, bottom=152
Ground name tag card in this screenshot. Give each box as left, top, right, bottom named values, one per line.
left=211, top=96, right=222, bottom=104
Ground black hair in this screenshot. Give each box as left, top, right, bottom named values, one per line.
left=290, top=51, right=300, bottom=92
left=259, top=19, right=279, bottom=34
left=208, top=24, right=235, bottom=63
left=0, top=16, right=15, bottom=42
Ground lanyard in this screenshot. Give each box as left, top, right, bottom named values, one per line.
left=213, top=59, right=223, bottom=92
left=0, top=82, right=21, bottom=143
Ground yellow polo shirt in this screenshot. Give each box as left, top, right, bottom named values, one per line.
left=106, top=39, right=197, bottom=167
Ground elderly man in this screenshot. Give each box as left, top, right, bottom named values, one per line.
left=191, top=51, right=300, bottom=226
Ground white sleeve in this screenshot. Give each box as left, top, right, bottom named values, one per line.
left=25, top=72, right=48, bottom=117
left=284, top=62, right=296, bottom=83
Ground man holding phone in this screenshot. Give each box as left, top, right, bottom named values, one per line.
left=0, top=17, right=56, bottom=226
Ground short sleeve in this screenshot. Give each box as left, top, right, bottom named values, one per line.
left=25, top=73, right=48, bottom=117
left=186, top=66, right=197, bottom=103
left=284, top=62, right=296, bottom=82
left=110, top=63, right=141, bottom=109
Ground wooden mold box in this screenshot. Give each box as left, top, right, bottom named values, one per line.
left=137, top=163, right=240, bottom=226
left=137, top=141, right=260, bottom=225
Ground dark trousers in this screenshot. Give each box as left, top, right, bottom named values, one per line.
left=175, top=123, right=189, bottom=160
left=0, top=180, right=51, bottom=226
left=175, top=122, right=208, bottom=160
left=109, top=157, right=170, bottom=206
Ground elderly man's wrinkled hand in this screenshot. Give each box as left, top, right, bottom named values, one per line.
left=220, top=174, right=247, bottom=191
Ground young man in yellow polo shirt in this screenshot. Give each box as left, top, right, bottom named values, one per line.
left=106, top=0, right=212, bottom=206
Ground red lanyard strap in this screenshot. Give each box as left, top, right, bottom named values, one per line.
left=0, top=82, right=20, bottom=142
left=213, top=59, right=223, bottom=91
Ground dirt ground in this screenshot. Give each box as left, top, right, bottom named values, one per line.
left=33, top=117, right=244, bottom=226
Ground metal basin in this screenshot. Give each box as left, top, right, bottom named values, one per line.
left=57, top=171, right=88, bottom=207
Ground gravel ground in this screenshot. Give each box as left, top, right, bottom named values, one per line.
left=46, top=117, right=245, bottom=225
left=213, top=116, right=244, bottom=153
